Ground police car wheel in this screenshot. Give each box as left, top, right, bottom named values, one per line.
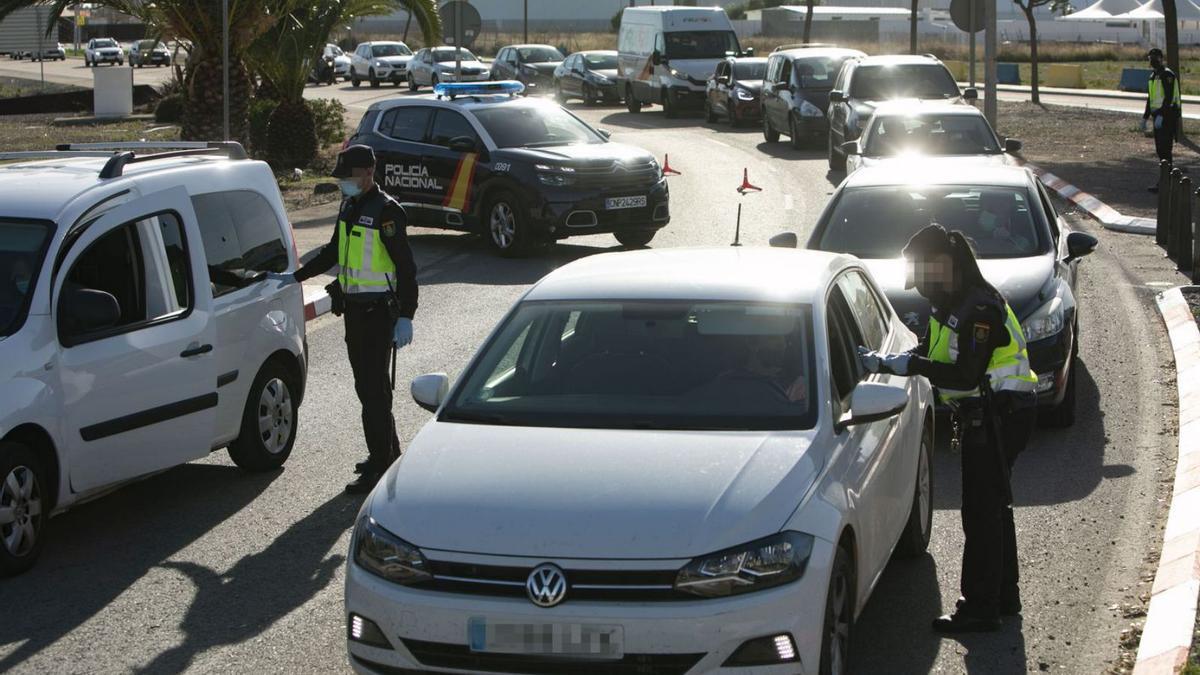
left=762, top=116, right=780, bottom=143
left=615, top=230, right=655, bottom=249
left=0, top=442, right=48, bottom=577
left=819, top=544, right=854, bottom=675
left=228, top=361, right=298, bottom=471
left=895, top=424, right=933, bottom=558
left=486, top=192, right=532, bottom=257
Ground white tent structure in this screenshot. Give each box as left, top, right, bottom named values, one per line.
left=1060, top=0, right=1144, bottom=20
left=1116, top=0, right=1200, bottom=21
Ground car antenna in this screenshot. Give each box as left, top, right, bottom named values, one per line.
left=732, top=168, right=761, bottom=247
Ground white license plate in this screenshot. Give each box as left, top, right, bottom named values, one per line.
left=468, top=618, right=624, bottom=659
left=605, top=196, right=647, bottom=210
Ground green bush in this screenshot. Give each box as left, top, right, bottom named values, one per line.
left=306, top=97, right=348, bottom=147
left=154, top=94, right=184, bottom=123
left=248, top=97, right=278, bottom=157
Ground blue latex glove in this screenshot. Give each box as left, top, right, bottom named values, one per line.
left=1155, top=114, right=1164, bottom=130
left=393, top=318, right=413, bottom=348
left=857, top=346, right=883, bottom=373
left=266, top=272, right=295, bottom=284
left=1141, top=117, right=1149, bottom=133
left=880, top=353, right=911, bottom=376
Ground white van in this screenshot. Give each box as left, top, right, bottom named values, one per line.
left=618, top=6, right=747, bottom=118
left=0, top=142, right=306, bottom=576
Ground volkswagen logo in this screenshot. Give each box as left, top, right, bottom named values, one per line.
left=526, top=564, right=568, bottom=608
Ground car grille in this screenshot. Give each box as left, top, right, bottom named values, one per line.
left=414, top=559, right=688, bottom=602
left=572, top=160, right=661, bottom=191
left=401, top=639, right=706, bottom=675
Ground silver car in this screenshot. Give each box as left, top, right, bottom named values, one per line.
left=406, top=46, right=490, bottom=90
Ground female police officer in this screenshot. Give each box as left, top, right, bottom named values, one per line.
left=859, top=224, right=1038, bottom=633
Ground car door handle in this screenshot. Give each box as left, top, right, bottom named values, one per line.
left=180, top=343, right=213, bottom=358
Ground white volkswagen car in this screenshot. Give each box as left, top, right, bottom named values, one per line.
left=344, top=247, right=934, bottom=675
left=844, top=101, right=1023, bottom=174
left=407, top=46, right=491, bottom=90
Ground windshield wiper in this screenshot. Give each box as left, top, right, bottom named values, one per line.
left=442, top=411, right=522, bottom=426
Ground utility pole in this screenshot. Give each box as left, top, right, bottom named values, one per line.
left=222, top=0, right=230, bottom=141
left=454, top=0, right=462, bottom=82
left=968, top=0, right=976, bottom=88
left=524, top=0, right=528, bottom=43
left=983, top=0, right=997, bottom=127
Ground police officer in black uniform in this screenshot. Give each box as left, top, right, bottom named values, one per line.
left=285, top=145, right=419, bottom=494
left=860, top=225, right=1038, bottom=632
left=1144, top=47, right=1180, bottom=193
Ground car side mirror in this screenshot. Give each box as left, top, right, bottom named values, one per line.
left=651, top=51, right=665, bottom=66
left=773, top=81, right=790, bottom=93
left=411, top=372, right=450, bottom=413
left=448, top=136, right=478, bottom=153
left=963, top=88, right=979, bottom=101
left=1004, top=138, right=1023, bottom=153
left=1064, top=231, right=1098, bottom=263
left=59, top=287, right=121, bottom=341
left=717, top=75, right=729, bottom=85
left=841, top=141, right=859, bottom=156
left=768, top=231, right=799, bottom=249
left=597, top=128, right=612, bottom=139
left=838, top=382, right=908, bottom=431
left=829, top=90, right=846, bottom=103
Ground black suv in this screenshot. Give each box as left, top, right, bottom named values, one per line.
left=826, top=54, right=976, bottom=170
left=760, top=46, right=865, bottom=149
left=490, top=44, right=565, bottom=94
left=345, top=89, right=670, bottom=256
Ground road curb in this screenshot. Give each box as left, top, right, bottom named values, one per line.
left=1137, top=286, right=1200, bottom=675
left=303, top=284, right=331, bottom=322
left=1019, top=159, right=1157, bottom=235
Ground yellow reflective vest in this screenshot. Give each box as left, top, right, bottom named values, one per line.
left=926, top=301, right=1037, bottom=403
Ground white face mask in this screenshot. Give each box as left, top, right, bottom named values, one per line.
left=14, top=279, right=29, bottom=294
left=339, top=179, right=362, bottom=198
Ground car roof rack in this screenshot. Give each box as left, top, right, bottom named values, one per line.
left=53, top=141, right=248, bottom=179
left=773, top=43, right=837, bottom=52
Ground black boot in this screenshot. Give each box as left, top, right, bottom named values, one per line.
left=354, top=460, right=371, bottom=474
left=346, top=472, right=382, bottom=494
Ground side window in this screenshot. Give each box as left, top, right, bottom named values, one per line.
left=191, top=191, right=288, bottom=297
left=381, top=106, right=432, bottom=142
left=836, top=271, right=889, bottom=352
left=834, top=63, right=852, bottom=91
left=779, top=59, right=792, bottom=86
left=1035, top=182, right=1061, bottom=242
left=766, top=56, right=779, bottom=83
left=826, top=286, right=866, bottom=409
left=430, top=109, right=478, bottom=147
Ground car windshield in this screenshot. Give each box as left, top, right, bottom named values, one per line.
left=94, top=39, right=117, bottom=48
left=518, top=46, right=564, bottom=63
left=472, top=105, right=603, bottom=147
left=865, top=114, right=999, bottom=156
left=734, top=61, right=767, bottom=80
left=849, top=64, right=960, bottom=100
left=328, top=45, right=344, bottom=56
left=816, top=185, right=1048, bottom=259
left=442, top=300, right=817, bottom=431
left=583, top=53, right=618, bottom=69
left=434, top=48, right=478, bottom=62
left=792, top=56, right=851, bottom=89
left=0, top=220, right=53, bottom=337
left=664, top=31, right=741, bottom=60
left=372, top=43, right=411, bottom=57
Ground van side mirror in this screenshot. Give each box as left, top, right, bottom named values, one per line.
left=963, top=88, right=979, bottom=101
left=651, top=50, right=665, bottom=66
left=411, top=372, right=450, bottom=413
left=59, top=287, right=121, bottom=342
left=1064, top=231, right=1098, bottom=263
left=768, top=232, right=799, bottom=249
left=841, top=141, right=859, bottom=156
left=1004, top=138, right=1023, bottom=153
left=837, top=382, right=908, bottom=432
left=742, top=47, right=755, bottom=57
left=829, top=90, right=846, bottom=103
left=448, top=136, right=478, bottom=153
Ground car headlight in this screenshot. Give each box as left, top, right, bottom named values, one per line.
left=353, top=516, right=431, bottom=585
left=675, top=532, right=813, bottom=598
left=587, top=72, right=612, bottom=85
left=1022, top=296, right=1065, bottom=342
left=735, top=87, right=755, bottom=101
left=535, top=163, right=576, bottom=186
left=799, top=100, right=824, bottom=118
left=375, top=60, right=386, bottom=68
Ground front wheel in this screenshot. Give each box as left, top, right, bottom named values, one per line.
left=369, top=69, right=380, bottom=88
left=626, top=85, right=642, bottom=113
left=1041, top=342, right=1077, bottom=428
left=408, top=72, right=419, bottom=91
left=351, top=68, right=360, bottom=87
left=662, top=88, right=677, bottom=118
left=615, top=230, right=656, bottom=249
left=894, top=424, right=933, bottom=558
left=820, top=545, right=854, bottom=675
left=763, top=116, right=780, bottom=143
left=0, top=442, right=48, bottom=577
left=227, top=360, right=299, bottom=471
left=486, top=192, right=534, bottom=257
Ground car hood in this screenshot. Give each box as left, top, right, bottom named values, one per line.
left=496, top=142, right=653, bottom=167
left=334, top=55, right=351, bottom=66
left=860, top=154, right=1014, bottom=169
left=375, top=55, right=412, bottom=66
left=666, top=59, right=718, bottom=86
left=593, top=68, right=620, bottom=81
left=736, top=80, right=764, bottom=94
left=368, top=423, right=823, bottom=559
left=861, top=256, right=1057, bottom=331
left=437, top=60, right=486, bottom=70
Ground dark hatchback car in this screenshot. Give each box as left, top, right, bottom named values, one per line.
left=704, top=56, right=767, bottom=127
left=554, top=50, right=621, bottom=104
left=776, top=165, right=1097, bottom=426
left=345, top=89, right=670, bottom=257
left=491, top=44, right=566, bottom=94
left=761, top=47, right=865, bottom=149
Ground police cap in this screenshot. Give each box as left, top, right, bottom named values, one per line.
left=331, top=144, right=376, bottom=178
left=902, top=224, right=954, bottom=260
left=1148, top=47, right=1164, bottom=58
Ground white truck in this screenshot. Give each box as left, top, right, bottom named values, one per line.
left=617, top=6, right=748, bottom=118
left=0, top=6, right=56, bottom=61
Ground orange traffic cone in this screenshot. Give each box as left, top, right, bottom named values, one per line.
left=662, top=154, right=681, bottom=176
left=736, top=168, right=761, bottom=194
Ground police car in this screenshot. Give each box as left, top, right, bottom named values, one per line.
left=344, top=81, right=671, bottom=256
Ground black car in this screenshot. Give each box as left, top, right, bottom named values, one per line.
left=760, top=47, right=865, bottom=149
left=554, top=50, right=621, bottom=104
left=777, top=164, right=1096, bottom=426
left=491, top=44, right=565, bottom=95
left=704, top=56, right=767, bottom=127
left=345, top=86, right=670, bottom=257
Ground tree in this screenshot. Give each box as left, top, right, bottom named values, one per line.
left=1013, top=0, right=1072, bottom=104
left=1164, top=0, right=1180, bottom=76
left=910, top=0, right=919, bottom=54
left=802, top=0, right=815, bottom=43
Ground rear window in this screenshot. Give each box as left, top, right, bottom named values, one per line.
left=849, top=64, right=959, bottom=100
left=792, top=56, right=852, bottom=89
left=191, top=191, right=288, bottom=297
left=379, top=106, right=432, bottom=142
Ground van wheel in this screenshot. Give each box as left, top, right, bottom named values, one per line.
left=0, top=442, right=48, bottom=577
left=828, top=131, right=846, bottom=171
left=626, top=85, right=642, bottom=113
left=486, top=191, right=533, bottom=257
left=662, top=88, right=678, bottom=118
left=895, top=424, right=933, bottom=558
left=790, top=116, right=806, bottom=150
left=763, top=116, right=780, bottom=143
left=615, top=230, right=655, bottom=249
left=820, top=545, right=854, bottom=675
left=228, top=361, right=298, bottom=472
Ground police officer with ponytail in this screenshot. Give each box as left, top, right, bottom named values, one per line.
left=859, top=225, right=1038, bottom=633
left=279, top=145, right=419, bottom=494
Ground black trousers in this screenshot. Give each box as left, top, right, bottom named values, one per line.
left=1154, top=112, right=1178, bottom=164
left=957, top=397, right=1037, bottom=617
left=344, top=301, right=400, bottom=473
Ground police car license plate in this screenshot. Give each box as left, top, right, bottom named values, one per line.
left=467, top=617, right=624, bottom=659
left=605, top=196, right=646, bottom=210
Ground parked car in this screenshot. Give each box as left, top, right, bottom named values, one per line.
left=345, top=246, right=934, bottom=675
left=761, top=46, right=866, bottom=149
left=349, top=40, right=413, bottom=88
left=489, top=44, right=564, bottom=95
left=796, top=164, right=1097, bottom=426
left=84, top=37, right=123, bottom=66
left=0, top=141, right=307, bottom=576
left=554, top=50, right=620, bottom=105
left=324, top=43, right=351, bottom=80
left=26, top=42, right=65, bottom=61
left=129, top=39, right=171, bottom=67
left=845, top=101, right=1023, bottom=173
left=826, top=54, right=977, bottom=170
left=704, top=56, right=767, bottom=127
left=407, top=46, right=489, bottom=90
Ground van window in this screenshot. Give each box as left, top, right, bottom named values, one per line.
left=663, top=31, right=739, bottom=60
left=191, top=191, right=288, bottom=297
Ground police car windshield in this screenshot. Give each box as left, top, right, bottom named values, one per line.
left=664, top=31, right=740, bottom=60
left=0, top=220, right=52, bottom=337
left=443, top=300, right=818, bottom=431
left=519, top=47, right=564, bottom=63
left=372, top=43, right=411, bottom=57
left=434, top=48, right=477, bottom=62
left=816, top=186, right=1049, bottom=259
left=584, top=54, right=618, bottom=70
left=849, top=64, right=960, bottom=100
left=472, top=105, right=603, bottom=148
left=733, top=61, right=767, bottom=80
left=864, top=114, right=1000, bottom=156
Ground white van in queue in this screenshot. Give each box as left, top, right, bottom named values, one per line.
left=0, top=142, right=306, bottom=576
left=618, top=6, right=749, bottom=118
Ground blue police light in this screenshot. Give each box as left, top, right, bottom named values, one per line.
left=434, top=80, right=525, bottom=99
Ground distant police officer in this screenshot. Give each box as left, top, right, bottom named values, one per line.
left=859, top=225, right=1038, bottom=633
left=291, top=145, right=419, bottom=494
left=1144, top=47, right=1181, bottom=191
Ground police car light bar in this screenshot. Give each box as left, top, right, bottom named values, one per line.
left=434, top=80, right=525, bottom=99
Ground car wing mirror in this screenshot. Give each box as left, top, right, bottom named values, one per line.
left=837, top=382, right=908, bottom=432
left=963, top=87, right=979, bottom=101
left=742, top=47, right=755, bottom=57
left=841, top=141, right=860, bottom=156
left=1064, top=231, right=1098, bottom=263
left=829, top=89, right=846, bottom=103
left=448, top=135, right=479, bottom=153
left=597, top=128, right=612, bottom=140
left=768, top=231, right=799, bottom=249
left=411, top=372, right=450, bottom=413
left=59, top=287, right=121, bottom=341
left=773, top=81, right=790, bottom=93
left=651, top=51, right=665, bottom=66
left=1004, top=137, right=1023, bottom=153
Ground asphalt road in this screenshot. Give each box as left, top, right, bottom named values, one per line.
left=0, top=68, right=1191, bottom=674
